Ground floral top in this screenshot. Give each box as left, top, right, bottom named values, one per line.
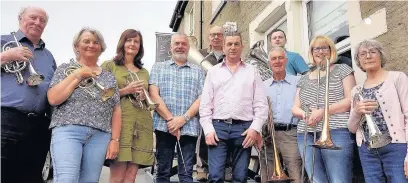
left=49, top=62, right=120, bottom=132
left=361, top=83, right=390, bottom=142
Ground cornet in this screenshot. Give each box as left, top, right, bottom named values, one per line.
left=1, top=31, right=44, bottom=86
left=354, top=86, right=391, bottom=148
left=127, top=71, right=158, bottom=111
left=64, top=58, right=115, bottom=102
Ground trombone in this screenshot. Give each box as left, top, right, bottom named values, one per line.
left=353, top=86, right=391, bottom=148
left=1, top=31, right=44, bottom=86
left=64, top=58, right=115, bottom=102
left=127, top=71, right=159, bottom=111
left=258, top=97, right=293, bottom=182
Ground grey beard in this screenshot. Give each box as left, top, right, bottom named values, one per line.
left=173, top=53, right=187, bottom=61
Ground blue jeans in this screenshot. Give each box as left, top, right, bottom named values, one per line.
left=208, top=120, right=252, bottom=183
left=51, top=125, right=110, bottom=183
left=154, top=130, right=197, bottom=183
left=359, top=143, right=408, bottom=183
left=297, top=128, right=354, bottom=183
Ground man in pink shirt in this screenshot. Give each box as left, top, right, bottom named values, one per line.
left=199, top=31, right=268, bottom=183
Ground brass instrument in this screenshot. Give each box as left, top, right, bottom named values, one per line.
left=311, top=57, right=341, bottom=150
left=187, top=45, right=214, bottom=71
left=127, top=71, right=159, bottom=111
left=1, top=31, right=44, bottom=85
left=258, top=97, right=293, bottom=182
left=354, top=86, right=391, bottom=148
left=244, top=40, right=273, bottom=81
left=64, top=58, right=115, bottom=102
left=300, top=104, right=311, bottom=183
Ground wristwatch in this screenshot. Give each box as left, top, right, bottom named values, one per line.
left=111, top=138, right=119, bottom=142
left=183, top=114, right=191, bottom=121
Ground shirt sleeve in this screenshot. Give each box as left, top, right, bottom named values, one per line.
left=250, top=69, right=268, bottom=133
left=337, top=64, right=354, bottom=79
left=294, top=54, right=310, bottom=74
left=149, top=63, right=160, bottom=86
left=199, top=69, right=215, bottom=135
left=49, top=63, right=69, bottom=88
left=197, top=68, right=206, bottom=95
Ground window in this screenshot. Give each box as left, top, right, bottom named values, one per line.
left=264, top=15, right=287, bottom=52
left=188, top=7, right=194, bottom=36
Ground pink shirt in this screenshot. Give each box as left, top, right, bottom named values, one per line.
left=348, top=71, right=408, bottom=146
left=199, top=61, right=268, bottom=135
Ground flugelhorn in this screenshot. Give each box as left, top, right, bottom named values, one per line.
left=64, top=58, right=115, bottom=102
left=354, top=86, right=391, bottom=148
left=127, top=71, right=159, bottom=111
left=311, top=57, right=341, bottom=150
left=258, top=97, right=293, bottom=182
left=2, top=31, right=44, bottom=85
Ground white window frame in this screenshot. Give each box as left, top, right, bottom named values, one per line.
left=302, top=0, right=351, bottom=57
left=188, top=7, right=194, bottom=36
left=263, top=15, right=287, bottom=52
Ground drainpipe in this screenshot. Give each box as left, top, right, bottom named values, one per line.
left=200, top=1, right=203, bottom=49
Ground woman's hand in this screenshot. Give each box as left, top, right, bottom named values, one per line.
left=355, top=99, right=378, bottom=116
left=307, top=108, right=324, bottom=126
left=124, top=80, right=145, bottom=95
left=105, top=140, right=119, bottom=160
left=74, top=67, right=95, bottom=80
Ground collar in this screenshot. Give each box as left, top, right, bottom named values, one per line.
left=167, top=59, right=191, bottom=67
left=15, top=30, right=46, bottom=48
left=269, top=73, right=293, bottom=86
left=219, top=58, right=247, bottom=68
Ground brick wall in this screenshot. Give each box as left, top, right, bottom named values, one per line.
left=360, top=1, right=408, bottom=73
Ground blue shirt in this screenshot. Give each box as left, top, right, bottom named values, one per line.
left=1, top=30, right=56, bottom=114
left=263, top=74, right=300, bottom=125
left=286, top=51, right=309, bottom=76
left=149, top=60, right=205, bottom=137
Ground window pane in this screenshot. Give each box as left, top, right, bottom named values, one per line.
left=307, top=0, right=349, bottom=44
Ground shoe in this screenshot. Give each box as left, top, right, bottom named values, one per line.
left=196, top=171, right=208, bottom=182
left=224, top=167, right=232, bottom=182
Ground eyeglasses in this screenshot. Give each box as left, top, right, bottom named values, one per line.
left=210, top=33, right=223, bottom=38
left=312, top=47, right=330, bottom=53
left=358, top=49, right=379, bottom=59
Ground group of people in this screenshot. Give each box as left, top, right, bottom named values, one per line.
left=1, top=6, right=408, bottom=183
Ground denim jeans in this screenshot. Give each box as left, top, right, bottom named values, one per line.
left=1, top=108, right=51, bottom=183
left=154, top=130, right=197, bottom=183
left=359, top=143, right=408, bottom=183
left=51, top=125, right=110, bottom=183
left=297, top=128, right=354, bottom=183
left=208, top=120, right=252, bottom=183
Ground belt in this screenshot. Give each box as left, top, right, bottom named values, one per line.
left=213, top=119, right=251, bottom=124
left=274, top=123, right=297, bottom=131
left=1, top=107, right=45, bottom=118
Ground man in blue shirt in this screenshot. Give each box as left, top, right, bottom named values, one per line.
left=260, top=46, right=304, bottom=183
left=270, top=29, right=309, bottom=75
left=1, top=7, right=56, bottom=183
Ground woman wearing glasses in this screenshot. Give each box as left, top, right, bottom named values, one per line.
left=292, top=35, right=356, bottom=182
left=348, top=39, right=408, bottom=182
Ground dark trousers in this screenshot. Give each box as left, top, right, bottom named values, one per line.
left=154, top=130, right=197, bottom=183
left=1, top=108, right=51, bottom=183
left=208, top=121, right=252, bottom=183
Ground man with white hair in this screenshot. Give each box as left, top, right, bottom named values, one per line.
left=1, top=6, right=56, bottom=183
left=149, top=33, right=205, bottom=182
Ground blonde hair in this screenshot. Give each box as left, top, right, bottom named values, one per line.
left=308, top=35, right=338, bottom=66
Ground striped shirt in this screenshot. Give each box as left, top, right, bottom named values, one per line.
left=149, top=60, right=205, bottom=137
left=296, top=64, right=353, bottom=133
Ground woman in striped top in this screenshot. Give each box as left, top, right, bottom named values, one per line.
left=291, top=35, right=356, bottom=182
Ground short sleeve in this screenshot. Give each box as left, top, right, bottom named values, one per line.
left=196, top=67, right=206, bottom=95
left=297, top=75, right=307, bottom=88
left=336, top=64, right=354, bottom=80
left=101, top=60, right=114, bottom=72
left=294, top=54, right=310, bottom=74
left=149, top=63, right=160, bottom=86
left=49, top=63, right=70, bottom=88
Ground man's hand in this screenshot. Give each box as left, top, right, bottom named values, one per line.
left=241, top=128, right=259, bottom=148
left=205, top=132, right=219, bottom=146
left=167, top=116, right=186, bottom=133
left=170, top=129, right=181, bottom=140
left=1, top=46, right=33, bottom=65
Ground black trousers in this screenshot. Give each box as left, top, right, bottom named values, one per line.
left=1, top=108, right=51, bottom=183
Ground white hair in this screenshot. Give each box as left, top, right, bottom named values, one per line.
left=18, top=6, right=49, bottom=22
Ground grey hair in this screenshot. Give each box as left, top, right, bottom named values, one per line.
left=72, top=27, right=107, bottom=59
left=18, top=6, right=49, bottom=22
left=354, top=39, right=387, bottom=72
left=268, top=46, right=286, bottom=58
left=170, top=33, right=189, bottom=45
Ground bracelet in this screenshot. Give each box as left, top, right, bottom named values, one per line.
left=111, top=138, right=119, bottom=142
left=166, top=117, right=174, bottom=122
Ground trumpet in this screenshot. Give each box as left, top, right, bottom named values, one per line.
left=64, top=58, right=115, bottom=102
left=310, top=57, right=341, bottom=150
left=258, top=97, right=293, bottom=182
left=354, top=86, right=391, bottom=148
left=1, top=31, right=44, bottom=86
left=127, top=71, right=158, bottom=111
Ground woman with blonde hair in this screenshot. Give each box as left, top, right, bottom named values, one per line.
left=348, top=39, right=408, bottom=182
left=292, top=35, right=356, bottom=182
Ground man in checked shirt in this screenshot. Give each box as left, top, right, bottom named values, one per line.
left=199, top=31, right=268, bottom=183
